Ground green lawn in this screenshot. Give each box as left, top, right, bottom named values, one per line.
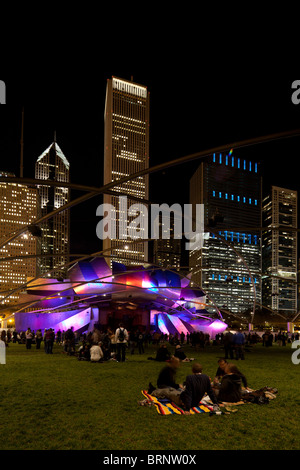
left=0, top=341, right=299, bottom=450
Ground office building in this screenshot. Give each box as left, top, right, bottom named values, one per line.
left=35, top=140, right=70, bottom=278
left=153, top=214, right=181, bottom=270
left=103, top=77, right=150, bottom=265
left=262, top=186, right=298, bottom=317
left=0, top=172, right=40, bottom=305
left=189, top=152, right=262, bottom=314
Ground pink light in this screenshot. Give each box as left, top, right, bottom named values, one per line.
left=54, top=308, right=91, bottom=332
left=210, top=319, right=227, bottom=331
left=167, top=314, right=189, bottom=336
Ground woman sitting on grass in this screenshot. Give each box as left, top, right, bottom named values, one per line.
left=213, top=363, right=243, bottom=403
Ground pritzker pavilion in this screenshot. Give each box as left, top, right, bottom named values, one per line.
left=14, top=256, right=227, bottom=338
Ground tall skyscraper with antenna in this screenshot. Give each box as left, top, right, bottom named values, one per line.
left=103, top=76, right=150, bottom=265
left=35, top=138, right=70, bottom=278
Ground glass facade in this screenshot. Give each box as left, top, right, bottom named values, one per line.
left=35, top=142, right=70, bottom=278
left=104, top=77, right=149, bottom=265
left=189, top=153, right=262, bottom=314
left=262, top=187, right=297, bottom=316
left=0, top=174, right=40, bottom=304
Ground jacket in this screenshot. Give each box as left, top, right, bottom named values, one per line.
left=90, top=345, right=103, bottom=361
left=115, top=327, right=128, bottom=343
left=180, top=373, right=218, bottom=410
left=218, top=373, right=242, bottom=402
left=157, top=365, right=180, bottom=389
left=215, top=366, right=248, bottom=388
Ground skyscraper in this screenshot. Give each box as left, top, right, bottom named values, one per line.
left=103, top=77, right=150, bottom=266
left=153, top=214, right=181, bottom=270
left=0, top=172, right=40, bottom=305
left=262, top=186, right=298, bottom=317
left=35, top=140, right=70, bottom=278
left=189, top=153, right=262, bottom=315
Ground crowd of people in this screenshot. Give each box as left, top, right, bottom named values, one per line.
left=0, top=323, right=285, bottom=413
left=144, top=354, right=277, bottom=413
left=1, top=325, right=298, bottom=368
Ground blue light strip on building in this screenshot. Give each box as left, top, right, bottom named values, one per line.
left=213, top=153, right=258, bottom=173
left=214, top=231, right=258, bottom=245
left=212, top=191, right=258, bottom=206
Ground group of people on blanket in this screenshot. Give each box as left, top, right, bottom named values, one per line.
left=147, top=357, right=248, bottom=415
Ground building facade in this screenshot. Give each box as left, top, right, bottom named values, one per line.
left=262, top=186, right=298, bottom=317
left=153, top=214, right=181, bottom=270
left=35, top=141, right=70, bottom=278
left=189, top=152, right=262, bottom=314
left=0, top=172, right=40, bottom=305
left=103, top=77, right=150, bottom=266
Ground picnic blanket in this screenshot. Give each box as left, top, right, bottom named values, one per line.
left=140, top=386, right=278, bottom=415
left=140, top=390, right=213, bottom=415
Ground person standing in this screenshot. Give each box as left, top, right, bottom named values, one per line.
left=234, top=331, right=245, bottom=360
left=137, top=330, right=145, bottom=354
left=45, top=328, right=55, bottom=354
left=25, top=328, right=33, bottom=349
left=35, top=329, right=43, bottom=349
left=115, top=323, right=128, bottom=362
left=223, top=331, right=234, bottom=359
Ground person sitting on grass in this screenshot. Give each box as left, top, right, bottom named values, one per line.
left=213, top=363, right=243, bottom=403
left=180, top=363, right=219, bottom=414
left=90, top=342, right=104, bottom=363
left=149, top=362, right=219, bottom=414
left=213, top=358, right=249, bottom=390
left=148, top=356, right=184, bottom=395
left=174, top=344, right=195, bottom=362
left=77, top=342, right=91, bottom=361
left=147, top=343, right=171, bottom=362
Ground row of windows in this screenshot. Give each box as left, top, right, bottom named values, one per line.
left=210, top=273, right=258, bottom=283
left=212, top=153, right=258, bottom=172
left=211, top=231, right=259, bottom=245
left=212, top=190, right=258, bottom=205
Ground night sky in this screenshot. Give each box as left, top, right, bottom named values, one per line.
left=0, top=65, right=299, bottom=260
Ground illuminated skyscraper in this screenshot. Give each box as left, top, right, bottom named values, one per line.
left=104, top=76, right=150, bottom=265
left=189, top=153, right=262, bottom=314
left=35, top=140, right=70, bottom=278
left=262, top=186, right=298, bottom=317
left=0, top=172, right=40, bottom=305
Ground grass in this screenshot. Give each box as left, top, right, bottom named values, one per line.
left=0, top=340, right=299, bottom=451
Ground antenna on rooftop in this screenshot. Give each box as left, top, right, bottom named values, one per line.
left=54, top=130, right=56, bottom=143
left=20, top=107, right=24, bottom=178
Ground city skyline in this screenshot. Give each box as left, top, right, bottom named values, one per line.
left=0, top=73, right=299, bottom=261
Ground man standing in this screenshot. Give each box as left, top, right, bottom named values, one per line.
left=45, top=328, right=55, bottom=354
left=115, top=323, right=128, bottom=362
left=234, top=331, right=245, bottom=360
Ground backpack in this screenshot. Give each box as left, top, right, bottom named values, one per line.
left=118, top=328, right=125, bottom=342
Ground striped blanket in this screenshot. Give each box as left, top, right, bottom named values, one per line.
left=141, top=390, right=213, bottom=415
